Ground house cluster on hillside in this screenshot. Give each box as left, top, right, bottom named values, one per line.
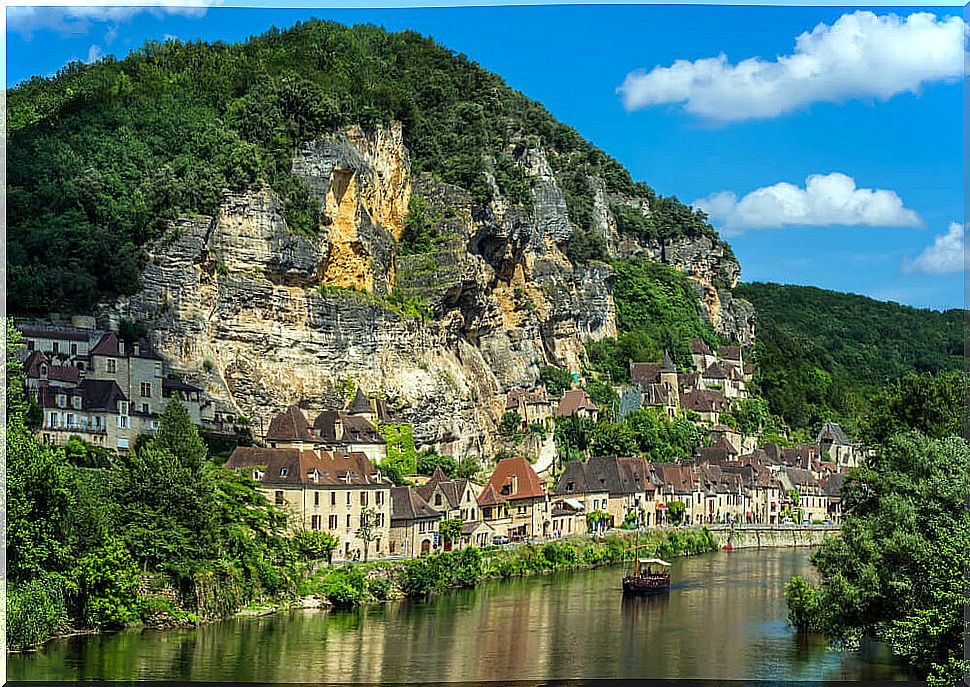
left=16, top=323, right=213, bottom=451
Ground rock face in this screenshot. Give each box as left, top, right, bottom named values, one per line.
left=102, top=123, right=751, bottom=455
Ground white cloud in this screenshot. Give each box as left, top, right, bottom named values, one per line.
left=693, top=173, right=921, bottom=235
left=617, top=11, right=967, bottom=122
left=902, top=222, right=966, bottom=274
left=8, top=3, right=218, bottom=37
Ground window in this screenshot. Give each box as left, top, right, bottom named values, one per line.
left=331, top=492, right=336, bottom=506
left=118, top=415, right=129, bottom=430
left=311, top=515, right=321, bottom=530
left=57, top=394, right=67, bottom=408
left=435, top=494, right=442, bottom=506
left=346, top=514, right=351, bottom=527
left=275, top=491, right=284, bottom=506
left=361, top=492, right=368, bottom=506
left=71, top=343, right=78, bottom=356
left=280, top=468, right=289, bottom=477
left=118, top=401, right=129, bottom=415
left=49, top=412, right=58, bottom=427
left=328, top=515, right=337, bottom=529
left=346, top=492, right=351, bottom=505
left=106, top=359, right=117, bottom=374
left=419, top=522, right=426, bottom=533
left=66, top=413, right=75, bottom=427
left=141, top=403, right=149, bottom=415
left=376, top=492, right=383, bottom=506
left=314, top=492, right=320, bottom=507
left=140, top=382, right=152, bottom=398
left=72, top=396, right=82, bottom=410
left=52, top=342, right=60, bottom=354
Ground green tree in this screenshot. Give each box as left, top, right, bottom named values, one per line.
left=788, top=432, right=969, bottom=685
left=666, top=500, right=686, bottom=525
left=355, top=506, right=380, bottom=563
left=294, top=530, right=340, bottom=564
left=416, top=450, right=458, bottom=477
left=439, top=517, right=463, bottom=549
left=859, top=371, right=965, bottom=447
left=589, top=421, right=638, bottom=457
left=540, top=365, right=574, bottom=398
left=499, top=410, right=523, bottom=437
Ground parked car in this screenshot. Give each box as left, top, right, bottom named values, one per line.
left=492, top=535, right=511, bottom=545
left=781, top=518, right=795, bottom=525
left=822, top=519, right=833, bottom=526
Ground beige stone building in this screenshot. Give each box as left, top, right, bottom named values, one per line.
left=226, top=446, right=392, bottom=561
left=478, top=456, right=550, bottom=540
left=389, top=486, right=441, bottom=557
left=555, top=455, right=657, bottom=528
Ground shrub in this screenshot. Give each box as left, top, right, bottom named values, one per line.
left=7, top=575, right=68, bottom=649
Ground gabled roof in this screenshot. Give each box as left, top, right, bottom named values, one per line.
left=23, top=351, right=81, bottom=384
left=390, top=486, right=440, bottom=522
left=477, top=483, right=505, bottom=507
left=266, top=404, right=316, bottom=443
left=630, top=362, right=662, bottom=385
left=717, top=345, right=742, bottom=361
left=702, top=362, right=730, bottom=380
left=689, top=338, right=712, bottom=355
left=483, top=456, right=545, bottom=501
left=90, top=332, right=162, bottom=360
left=680, top=389, right=728, bottom=413
left=556, top=389, right=597, bottom=417
left=38, top=379, right=128, bottom=412
left=817, top=421, right=850, bottom=446
left=821, top=472, right=844, bottom=497
left=661, top=351, right=676, bottom=373
left=313, top=411, right=385, bottom=444
left=415, top=467, right=470, bottom=510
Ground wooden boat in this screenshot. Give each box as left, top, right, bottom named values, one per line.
left=622, top=539, right=671, bottom=595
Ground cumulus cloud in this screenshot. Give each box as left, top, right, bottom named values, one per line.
left=8, top=3, right=217, bottom=37
left=693, top=173, right=921, bottom=234
left=902, top=222, right=966, bottom=274
left=617, top=11, right=967, bottom=122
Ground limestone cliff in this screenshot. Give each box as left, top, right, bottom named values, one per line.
left=102, top=122, right=753, bottom=456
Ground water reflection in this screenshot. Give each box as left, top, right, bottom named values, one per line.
left=9, top=549, right=912, bottom=683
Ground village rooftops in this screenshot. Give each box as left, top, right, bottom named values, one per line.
left=483, top=456, right=545, bottom=501
left=476, top=483, right=505, bottom=507
left=555, top=389, right=598, bottom=417
left=717, top=345, right=742, bottom=362
left=390, top=486, right=440, bottom=523
left=701, top=362, right=730, bottom=380
left=347, top=388, right=373, bottom=415
left=226, top=446, right=388, bottom=487
left=505, top=386, right=550, bottom=410
left=23, top=351, right=80, bottom=384
left=555, top=455, right=654, bottom=497
left=314, top=411, right=386, bottom=445
left=679, top=389, right=728, bottom=413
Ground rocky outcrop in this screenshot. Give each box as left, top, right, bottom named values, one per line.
left=102, top=123, right=752, bottom=454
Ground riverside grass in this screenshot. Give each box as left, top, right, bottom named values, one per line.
left=297, top=526, right=718, bottom=607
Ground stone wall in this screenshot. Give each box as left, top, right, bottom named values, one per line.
left=708, top=525, right=839, bottom=549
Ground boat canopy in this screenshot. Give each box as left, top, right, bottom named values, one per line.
left=637, top=558, right=671, bottom=566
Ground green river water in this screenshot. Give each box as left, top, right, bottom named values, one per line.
left=9, top=548, right=912, bottom=683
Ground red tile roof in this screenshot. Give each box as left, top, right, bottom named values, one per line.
left=483, top=456, right=545, bottom=501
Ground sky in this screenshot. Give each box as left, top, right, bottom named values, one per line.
left=5, top=2, right=966, bottom=311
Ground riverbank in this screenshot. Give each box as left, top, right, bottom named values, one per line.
left=290, top=526, right=720, bottom=609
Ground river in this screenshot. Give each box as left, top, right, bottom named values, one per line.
left=9, top=548, right=911, bottom=683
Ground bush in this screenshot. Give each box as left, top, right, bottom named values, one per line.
left=7, top=575, right=68, bottom=649
left=366, top=577, right=392, bottom=601
left=784, top=575, right=817, bottom=632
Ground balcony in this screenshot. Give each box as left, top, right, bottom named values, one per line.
left=49, top=423, right=107, bottom=436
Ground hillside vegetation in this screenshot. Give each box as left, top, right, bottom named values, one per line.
left=8, top=20, right=724, bottom=313
left=736, top=282, right=966, bottom=432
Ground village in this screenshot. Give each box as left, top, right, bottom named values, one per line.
left=16, top=320, right=859, bottom=563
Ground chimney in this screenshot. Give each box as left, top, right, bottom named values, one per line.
left=118, top=339, right=125, bottom=355
left=133, top=341, right=140, bottom=356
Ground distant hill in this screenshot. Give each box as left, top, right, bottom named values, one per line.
left=736, top=282, right=966, bottom=432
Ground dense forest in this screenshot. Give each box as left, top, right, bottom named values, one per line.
left=7, top=20, right=724, bottom=313
left=737, top=282, right=966, bottom=433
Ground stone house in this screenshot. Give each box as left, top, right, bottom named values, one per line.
left=689, top=338, right=717, bottom=374
left=679, top=389, right=729, bottom=425
left=821, top=472, right=844, bottom=525
left=415, top=467, right=481, bottom=524
left=549, top=498, right=587, bottom=537
left=555, top=389, right=599, bottom=422
left=20, top=327, right=213, bottom=451
left=479, top=456, right=550, bottom=540
left=651, top=463, right=704, bottom=525
left=817, top=421, right=861, bottom=469
left=264, top=402, right=388, bottom=464
left=554, top=455, right=657, bottom=528
left=505, top=386, right=555, bottom=430
left=716, top=345, right=743, bottom=372
left=630, top=353, right=680, bottom=418
left=776, top=467, right=826, bottom=523
left=389, top=486, right=441, bottom=557
left=461, top=520, right=497, bottom=548
left=226, top=446, right=392, bottom=561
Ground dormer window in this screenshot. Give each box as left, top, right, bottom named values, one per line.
left=57, top=394, right=67, bottom=408
left=72, top=396, right=82, bottom=410
left=280, top=467, right=289, bottom=477
left=40, top=364, right=48, bottom=377
left=118, top=400, right=129, bottom=415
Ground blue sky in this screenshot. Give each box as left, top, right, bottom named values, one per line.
left=6, top=2, right=965, bottom=310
